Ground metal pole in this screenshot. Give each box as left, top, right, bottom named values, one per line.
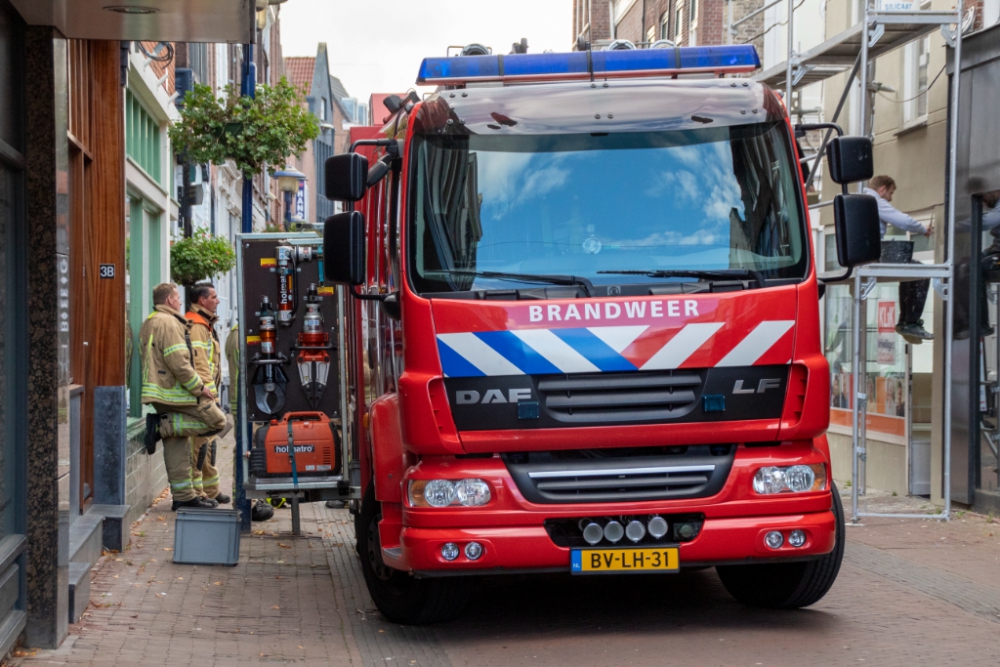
left=785, top=0, right=795, bottom=106
left=943, top=0, right=964, bottom=521
left=852, top=272, right=861, bottom=521
left=728, top=0, right=733, bottom=44
left=859, top=285, right=869, bottom=496
left=236, top=42, right=256, bottom=532
left=851, top=7, right=872, bottom=523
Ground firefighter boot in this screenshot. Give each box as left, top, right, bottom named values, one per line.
left=252, top=501, right=274, bottom=521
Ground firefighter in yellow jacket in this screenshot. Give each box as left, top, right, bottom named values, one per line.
left=141, top=283, right=232, bottom=510
left=186, top=283, right=230, bottom=506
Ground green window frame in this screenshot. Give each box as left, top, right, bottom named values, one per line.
left=125, top=89, right=162, bottom=185
left=126, top=196, right=163, bottom=419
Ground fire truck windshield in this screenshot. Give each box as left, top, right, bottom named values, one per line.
left=408, top=120, right=807, bottom=296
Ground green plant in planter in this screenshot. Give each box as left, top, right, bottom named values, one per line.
left=170, top=229, right=237, bottom=286
left=167, top=77, right=320, bottom=180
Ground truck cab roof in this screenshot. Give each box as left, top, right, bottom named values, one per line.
left=412, top=78, right=785, bottom=137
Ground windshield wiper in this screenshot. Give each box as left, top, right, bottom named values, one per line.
left=597, top=269, right=766, bottom=289
left=437, top=269, right=593, bottom=297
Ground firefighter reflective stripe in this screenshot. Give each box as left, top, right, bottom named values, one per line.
left=180, top=374, right=202, bottom=392
left=163, top=343, right=189, bottom=356
left=437, top=321, right=795, bottom=377
left=141, top=385, right=199, bottom=404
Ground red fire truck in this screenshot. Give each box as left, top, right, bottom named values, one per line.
left=323, top=44, right=880, bottom=624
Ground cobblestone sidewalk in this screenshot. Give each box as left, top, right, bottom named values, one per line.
left=12, top=442, right=1000, bottom=667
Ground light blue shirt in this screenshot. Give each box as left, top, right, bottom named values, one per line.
left=863, top=187, right=929, bottom=238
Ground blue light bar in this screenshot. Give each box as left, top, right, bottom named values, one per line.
left=416, top=45, right=760, bottom=85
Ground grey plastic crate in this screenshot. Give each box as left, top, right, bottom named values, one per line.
left=173, top=508, right=241, bottom=566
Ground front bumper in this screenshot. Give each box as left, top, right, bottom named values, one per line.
left=383, top=440, right=837, bottom=575
left=397, top=509, right=836, bottom=574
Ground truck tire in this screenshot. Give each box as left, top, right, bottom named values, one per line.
left=716, top=482, right=845, bottom=609
left=358, top=485, right=471, bottom=624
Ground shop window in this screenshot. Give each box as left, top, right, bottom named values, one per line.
left=825, top=275, right=909, bottom=442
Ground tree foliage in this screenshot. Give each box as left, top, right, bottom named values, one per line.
left=170, top=229, right=237, bottom=286
left=168, top=77, right=320, bottom=180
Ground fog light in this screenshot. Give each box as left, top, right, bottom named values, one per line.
left=441, top=542, right=460, bottom=561
left=604, top=520, right=624, bottom=543
left=583, top=522, right=604, bottom=545
left=764, top=531, right=784, bottom=549
left=464, top=542, right=483, bottom=560
left=788, top=530, right=807, bottom=548
left=647, top=516, right=669, bottom=539
left=625, top=520, right=646, bottom=543
left=675, top=522, right=697, bottom=540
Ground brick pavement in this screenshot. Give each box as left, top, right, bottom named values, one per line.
left=14, top=443, right=1000, bottom=666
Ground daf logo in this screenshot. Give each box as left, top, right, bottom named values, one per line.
left=733, top=379, right=782, bottom=394
left=456, top=388, right=533, bottom=405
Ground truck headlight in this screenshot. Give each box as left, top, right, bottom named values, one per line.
left=752, top=464, right=826, bottom=494
left=408, top=479, right=492, bottom=507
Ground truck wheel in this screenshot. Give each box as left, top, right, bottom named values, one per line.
left=716, top=482, right=845, bottom=609
left=358, top=485, right=471, bottom=624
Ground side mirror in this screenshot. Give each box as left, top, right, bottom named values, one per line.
left=323, top=211, right=366, bottom=285
left=833, top=193, right=881, bottom=267
left=325, top=153, right=369, bottom=202
left=827, top=136, right=873, bottom=185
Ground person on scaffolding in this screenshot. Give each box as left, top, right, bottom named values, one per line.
left=864, top=175, right=935, bottom=344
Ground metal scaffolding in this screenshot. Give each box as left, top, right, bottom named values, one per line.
left=728, top=0, right=970, bottom=521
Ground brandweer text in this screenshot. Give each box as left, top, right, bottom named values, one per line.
left=528, top=300, right=700, bottom=323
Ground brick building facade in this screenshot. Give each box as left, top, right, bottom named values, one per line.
left=572, top=0, right=766, bottom=56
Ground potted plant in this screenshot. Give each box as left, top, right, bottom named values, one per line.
left=170, top=229, right=237, bottom=287
left=167, top=77, right=320, bottom=180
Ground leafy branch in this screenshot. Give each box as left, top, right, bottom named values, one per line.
left=167, top=77, right=320, bottom=180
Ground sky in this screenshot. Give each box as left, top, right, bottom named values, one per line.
left=279, top=0, right=574, bottom=106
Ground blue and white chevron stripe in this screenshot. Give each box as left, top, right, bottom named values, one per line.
left=437, top=326, right=649, bottom=377
left=436, top=321, right=794, bottom=377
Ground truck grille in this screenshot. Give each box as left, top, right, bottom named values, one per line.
left=503, top=445, right=735, bottom=504
left=537, top=371, right=703, bottom=423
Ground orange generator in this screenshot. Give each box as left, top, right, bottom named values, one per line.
left=251, top=412, right=340, bottom=478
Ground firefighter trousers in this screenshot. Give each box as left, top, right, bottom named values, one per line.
left=191, top=436, right=220, bottom=498
left=154, top=398, right=231, bottom=439
left=151, top=400, right=231, bottom=501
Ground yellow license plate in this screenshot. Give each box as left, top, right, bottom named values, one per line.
left=571, top=547, right=679, bottom=574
